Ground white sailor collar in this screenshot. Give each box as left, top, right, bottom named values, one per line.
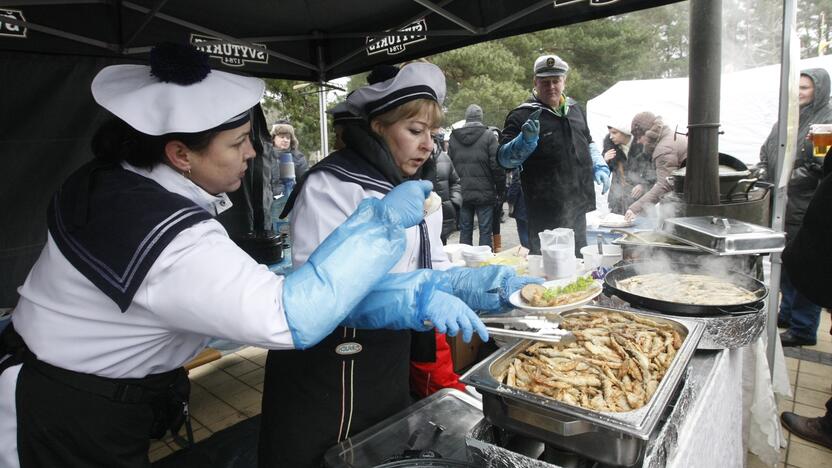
left=121, top=161, right=233, bottom=216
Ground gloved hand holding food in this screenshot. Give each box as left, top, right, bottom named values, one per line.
left=442, top=265, right=544, bottom=312
left=424, top=191, right=442, bottom=217
left=378, top=180, right=433, bottom=228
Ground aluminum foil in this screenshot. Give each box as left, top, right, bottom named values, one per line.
left=642, top=351, right=720, bottom=467
left=467, top=422, right=560, bottom=468
left=594, top=294, right=766, bottom=350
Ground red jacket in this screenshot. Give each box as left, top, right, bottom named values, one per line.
left=410, top=332, right=465, bottom=397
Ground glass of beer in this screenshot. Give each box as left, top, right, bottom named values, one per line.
left=810, top=124, right=832, bottom=158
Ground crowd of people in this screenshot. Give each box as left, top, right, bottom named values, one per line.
left=2, top=39, right=832, bottom=467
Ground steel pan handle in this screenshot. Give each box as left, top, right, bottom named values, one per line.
left=506, top=402, right=596, bottom=436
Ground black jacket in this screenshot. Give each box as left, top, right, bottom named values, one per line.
left=432, top=147, right=462, bottom=240
left=499, top=95, right=595, bottom=221
left=760, top=68, right=832, bottom=238
left=602, top=134, right=648, bottom=215
left=783, top=156, right=832, bottom=308
left=448, top=123, right=503, bottom=205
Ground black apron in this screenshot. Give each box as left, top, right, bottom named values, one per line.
left=0, top=324, right=190, bottom=468
left=259, top=149, right=435, bottom=467
left=258, top=327, right=412, bottom=467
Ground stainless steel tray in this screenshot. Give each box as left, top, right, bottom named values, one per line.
left=460, top=306, right=705, bottom=467
left=323, top=389, right=483, bottom=467
left=660, top=216, right=785, bottom=256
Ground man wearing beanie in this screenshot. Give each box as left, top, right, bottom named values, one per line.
left=496, top=54, right=610, bottom=255
left=624, top=112, right=687, bottom=221
left=449, top=104, right=504, bottom=249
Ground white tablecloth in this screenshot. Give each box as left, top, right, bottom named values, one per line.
left=667, top=338, right=787, bottom=468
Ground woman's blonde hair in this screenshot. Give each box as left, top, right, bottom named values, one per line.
left=371, top=98, right=444, bottom=131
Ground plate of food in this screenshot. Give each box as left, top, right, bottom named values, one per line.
left=508, top=274, right=603, bottom=312
left=598, top=213, right=635, bottom=228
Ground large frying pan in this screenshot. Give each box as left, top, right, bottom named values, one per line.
left=603, top=262, right=768, bottom=316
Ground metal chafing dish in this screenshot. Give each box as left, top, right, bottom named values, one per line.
left=660, top=216, right=785, bottom=256
left=611, top=230, right=760, bottom=276
left=460, top=307, right=705, bottom=467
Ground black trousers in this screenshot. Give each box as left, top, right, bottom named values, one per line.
left=1, top=325, right=188, bottom=468
left=526, top=200, right=587, bottom=256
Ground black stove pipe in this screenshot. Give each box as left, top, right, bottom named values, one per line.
left=685, top=0, right=722, bottom=206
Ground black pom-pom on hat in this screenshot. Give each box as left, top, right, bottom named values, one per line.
left=367, top=65, right=399, bottom=85
left=149, top=42, right=211, bottom=85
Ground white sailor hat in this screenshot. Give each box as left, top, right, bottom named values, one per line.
left=91, top=43, right=265, bottom=136
left=346, top=62, right=446, bottom=120
left=533, top=54, right=569, bottom=78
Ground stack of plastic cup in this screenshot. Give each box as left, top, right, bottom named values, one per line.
left=461, top=246, right=493, bottom=268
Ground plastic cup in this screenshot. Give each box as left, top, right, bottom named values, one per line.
left=527, top=255, right=544, bottom=277
left=811, top=124, right=832, bottom=158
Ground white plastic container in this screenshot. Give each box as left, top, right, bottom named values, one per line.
left=580, top=244, right=623, bottom=270
left=541, top=247, right=576, bottom=279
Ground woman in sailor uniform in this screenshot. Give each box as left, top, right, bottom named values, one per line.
left=0, top=45, right=488, bottom=468
left=259, top=63, right=542, bottom=467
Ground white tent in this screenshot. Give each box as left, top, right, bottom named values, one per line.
left=586, top=55, right=832, bottom=166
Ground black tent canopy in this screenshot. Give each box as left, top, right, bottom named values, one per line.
left=0, top=0, right=683, bottom=306
left=1, top=0, right=679, bottom=81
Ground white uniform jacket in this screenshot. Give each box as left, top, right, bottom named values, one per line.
left=0, top=163, right=295, bottom=468
left=290, top=170, right=451, bottom=272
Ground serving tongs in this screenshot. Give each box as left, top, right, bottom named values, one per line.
left=478, top=314, right=576, bottom=345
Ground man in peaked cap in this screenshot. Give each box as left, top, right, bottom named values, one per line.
left=496, top=54, right=611, bottom=255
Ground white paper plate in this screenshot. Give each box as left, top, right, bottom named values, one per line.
left=508, top=276, right=602, bottom=312
left=598, top=213, right=635, bottom=228
left=599, top=219, right=635, bottom=228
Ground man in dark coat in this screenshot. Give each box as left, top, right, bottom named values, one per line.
left=759, top=68, right=832, bottom=347
left=431, top=131, right=462, bottom=244
left=449, top=104, right=504, bottom=248
left=779, top=154, right=832, bottom=449
left=497, top=54, right=610, bottom=255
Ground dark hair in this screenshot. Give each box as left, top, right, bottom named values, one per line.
left=91, top=117, right=218, bottom=169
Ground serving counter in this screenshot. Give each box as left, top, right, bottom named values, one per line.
left=325, top=343, right=782, bottom=467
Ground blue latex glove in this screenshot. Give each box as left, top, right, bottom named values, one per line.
left=426, top=291, right=488, bottom=343
left=589, top=142, right=611, bottom=194
left=443, top=265, right=544, bottom=313
left=342, top=270, right=488, bottom=343
left=522, top=108, right=542, bottom=142
left=378, top=180, right=433, bottom=228
left=282, top=198, right=407, bottom=349
left=497, top=109, right=542, bottom=169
